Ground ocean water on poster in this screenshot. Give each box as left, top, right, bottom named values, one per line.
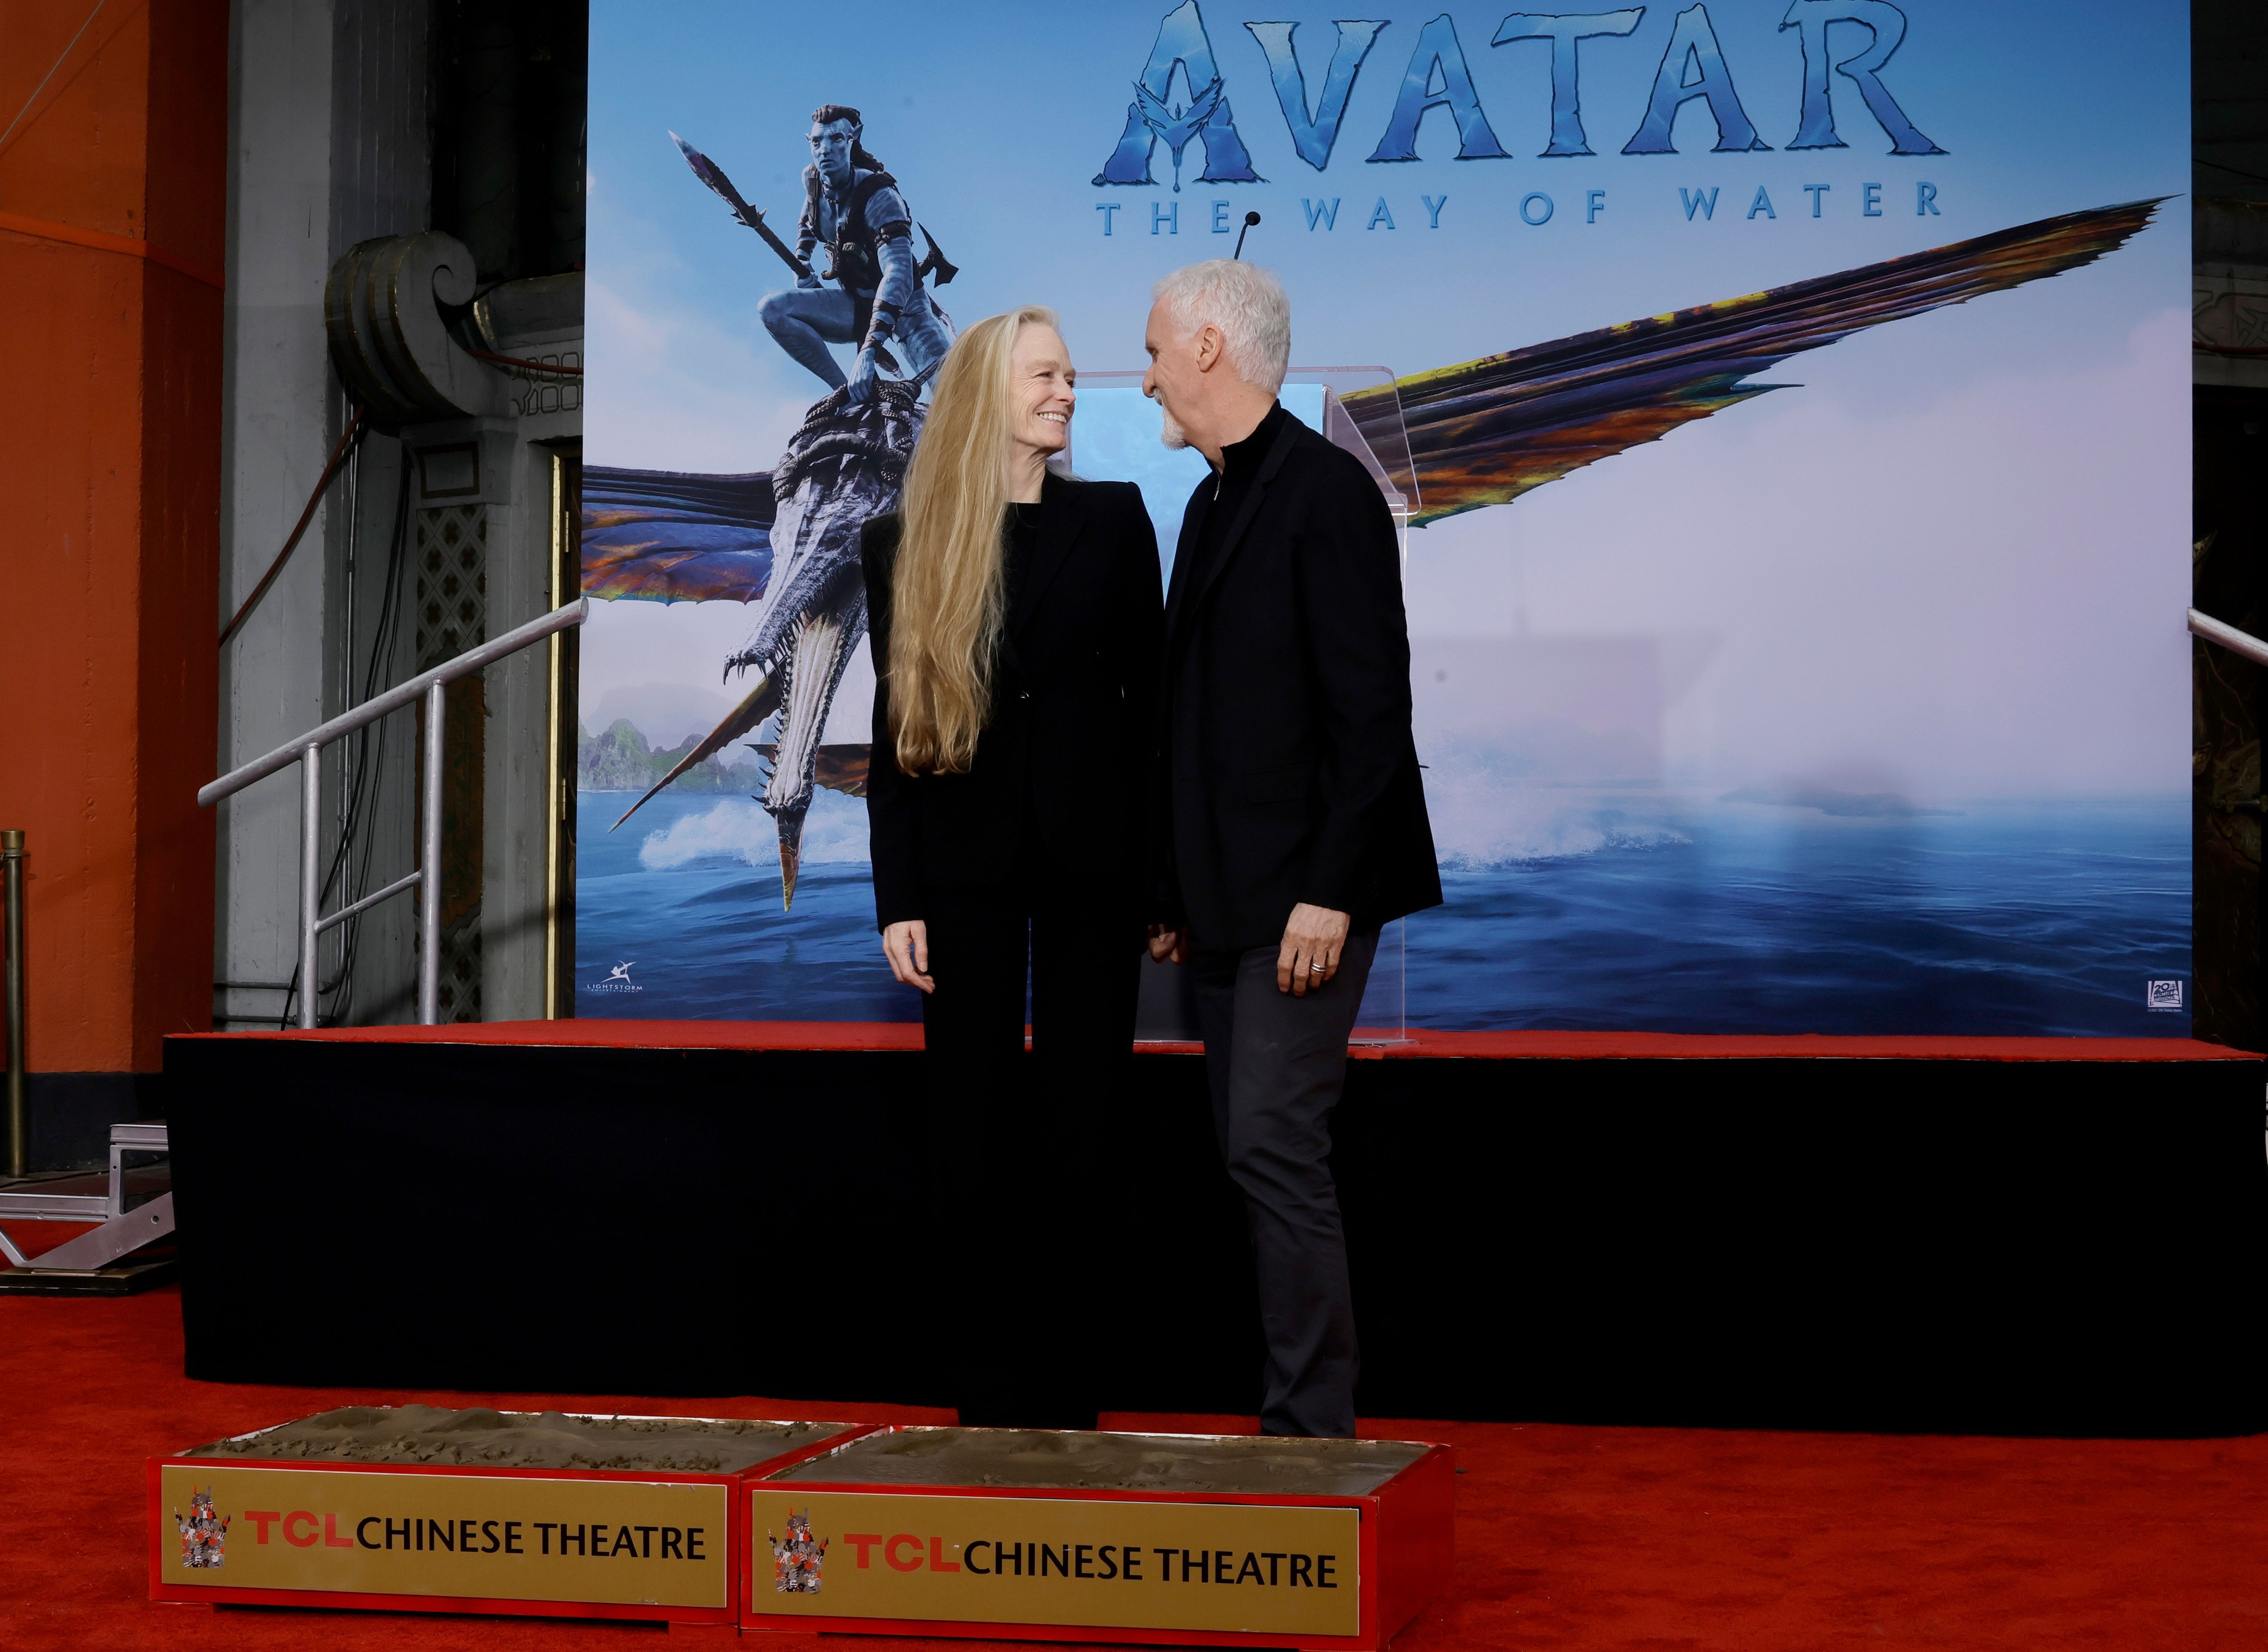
left=574, top=791, right=2190, bottom=1036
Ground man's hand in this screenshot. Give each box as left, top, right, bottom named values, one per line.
left=1148, top=924, right=1187, bottom=966
left=882, top=919, right=933, bottom=992
left=1277, top=903, right=1351, bottom=996
left=846, top=348, right=881, bottom=403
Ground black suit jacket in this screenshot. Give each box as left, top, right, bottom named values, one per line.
left=863, top=472, right=1163, bottom=928
left=1159, top=408, right=1442, bottom=951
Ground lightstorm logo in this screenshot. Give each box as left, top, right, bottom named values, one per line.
left=585, top=961, right=643, bottom=993
left=1094, top=0, right=1944, bottom=189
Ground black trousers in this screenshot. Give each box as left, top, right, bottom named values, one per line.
left=919, top=872, right=1142, bottom=1430
left=1190, top=931, right=1378, bottom=1438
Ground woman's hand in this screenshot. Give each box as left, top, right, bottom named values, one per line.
left=1147, top=924, right=1186, bottom=965
left=883, top=920, right=934, bottom=992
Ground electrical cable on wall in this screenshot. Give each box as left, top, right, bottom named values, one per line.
left=275, top=446, right=414, bottom=1030
left=325, top=449, right=416, bottom=1026
left=220, top=406, right=370, bottom=647
left=0, top=0, right=107, bottom=158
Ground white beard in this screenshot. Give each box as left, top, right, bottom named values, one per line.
left=1159, top=409, right=1189, bottom=450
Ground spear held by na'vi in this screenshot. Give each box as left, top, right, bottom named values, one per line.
left=670, top=130, right=811, bottom=281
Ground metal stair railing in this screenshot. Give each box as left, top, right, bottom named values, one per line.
left=2189, top=606, right=2268, bottom=669
left=200, top=597, right=589, bottom=1027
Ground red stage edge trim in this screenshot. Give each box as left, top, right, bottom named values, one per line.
left=169, top=1021, right=2259, bottom=1061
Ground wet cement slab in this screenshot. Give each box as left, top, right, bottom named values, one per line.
left=770, top=1427, right=1432, bottom=1496
left=185, top=1405, right=850, bottom=1474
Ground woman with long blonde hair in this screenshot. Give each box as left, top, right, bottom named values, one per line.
left=860, top=306, right=1162, bottom=1428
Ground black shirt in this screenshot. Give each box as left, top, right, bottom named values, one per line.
left=1191, top=401, right=1287, bottom=587
left=1004, top=499, right=1042, bottom=623
left=1000, top=500, right=1046, bottom=869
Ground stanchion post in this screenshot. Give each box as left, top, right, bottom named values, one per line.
left=3, top=829, right=24, bottom=1177
left=298, top=745, right=321, bottom=1031
left=419, top=682, right=445, bottom=1025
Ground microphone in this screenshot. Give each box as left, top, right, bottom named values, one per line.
left=1232, top=211, right=1261, bottom=261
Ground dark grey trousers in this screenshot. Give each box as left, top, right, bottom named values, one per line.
left=1190, top=930, right=1378, bottom=1438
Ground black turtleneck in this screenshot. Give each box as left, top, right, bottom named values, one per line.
left=1193, top=400, right=1287, bottom=579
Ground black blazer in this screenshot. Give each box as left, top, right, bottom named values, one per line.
left=1159, top=409, right=1442, bottom=951
left=862, top=472, right=1163, bottom=928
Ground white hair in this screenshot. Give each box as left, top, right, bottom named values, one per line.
left=1152, top=260, right=1290, bottom=396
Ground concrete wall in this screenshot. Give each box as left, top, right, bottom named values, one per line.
left=216, top=0, right=348, bottom=1033
left=217, top=0, right=579, bottom=1036
left=219, top=0, right=443, bottom=1033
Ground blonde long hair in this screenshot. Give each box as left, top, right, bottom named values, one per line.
left=887, top=305, right=1059, bottom=774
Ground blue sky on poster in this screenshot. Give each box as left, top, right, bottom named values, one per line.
left=582, top=0, right=2189, bottom=804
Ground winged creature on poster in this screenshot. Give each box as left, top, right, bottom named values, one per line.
left=576, top=0, right=2191, bottom=1036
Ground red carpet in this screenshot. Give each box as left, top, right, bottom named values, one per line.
left=4, top=1272, right=2263, bottom=1650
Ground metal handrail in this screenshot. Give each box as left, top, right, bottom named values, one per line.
left=2189, top=607, right=2268, bottom=669
left=3, top=829, right=24, bottom=1177
left=200, top=597, right=589, bottom=1027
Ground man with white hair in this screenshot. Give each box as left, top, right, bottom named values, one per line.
left=1144, top=260, right=1441, bottom=1438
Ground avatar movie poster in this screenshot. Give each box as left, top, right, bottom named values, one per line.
left=576, top=0, right=2191, bottom=1036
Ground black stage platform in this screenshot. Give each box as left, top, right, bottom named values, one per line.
left=164, top=1023, right=2264, bottom=1437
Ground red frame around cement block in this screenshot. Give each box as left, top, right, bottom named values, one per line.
left=738, top=1432, right=1457, bottom=1649
left=149, top=1418, right=876, bottom=1625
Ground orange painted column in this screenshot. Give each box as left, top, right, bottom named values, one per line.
left=0, top=0, right=227, bottom=1160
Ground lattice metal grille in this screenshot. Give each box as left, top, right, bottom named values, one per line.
left=415, top=504, right=489, bottom=670
left=435, top=910, right=484, bottom=1024
left=415, top=503, right=487, bottom=1022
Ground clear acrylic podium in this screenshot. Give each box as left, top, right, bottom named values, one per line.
left=1066, top=370, right=1418, bottom=1043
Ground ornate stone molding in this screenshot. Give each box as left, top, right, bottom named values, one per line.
left=325, top=233, right=509, bottom=430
